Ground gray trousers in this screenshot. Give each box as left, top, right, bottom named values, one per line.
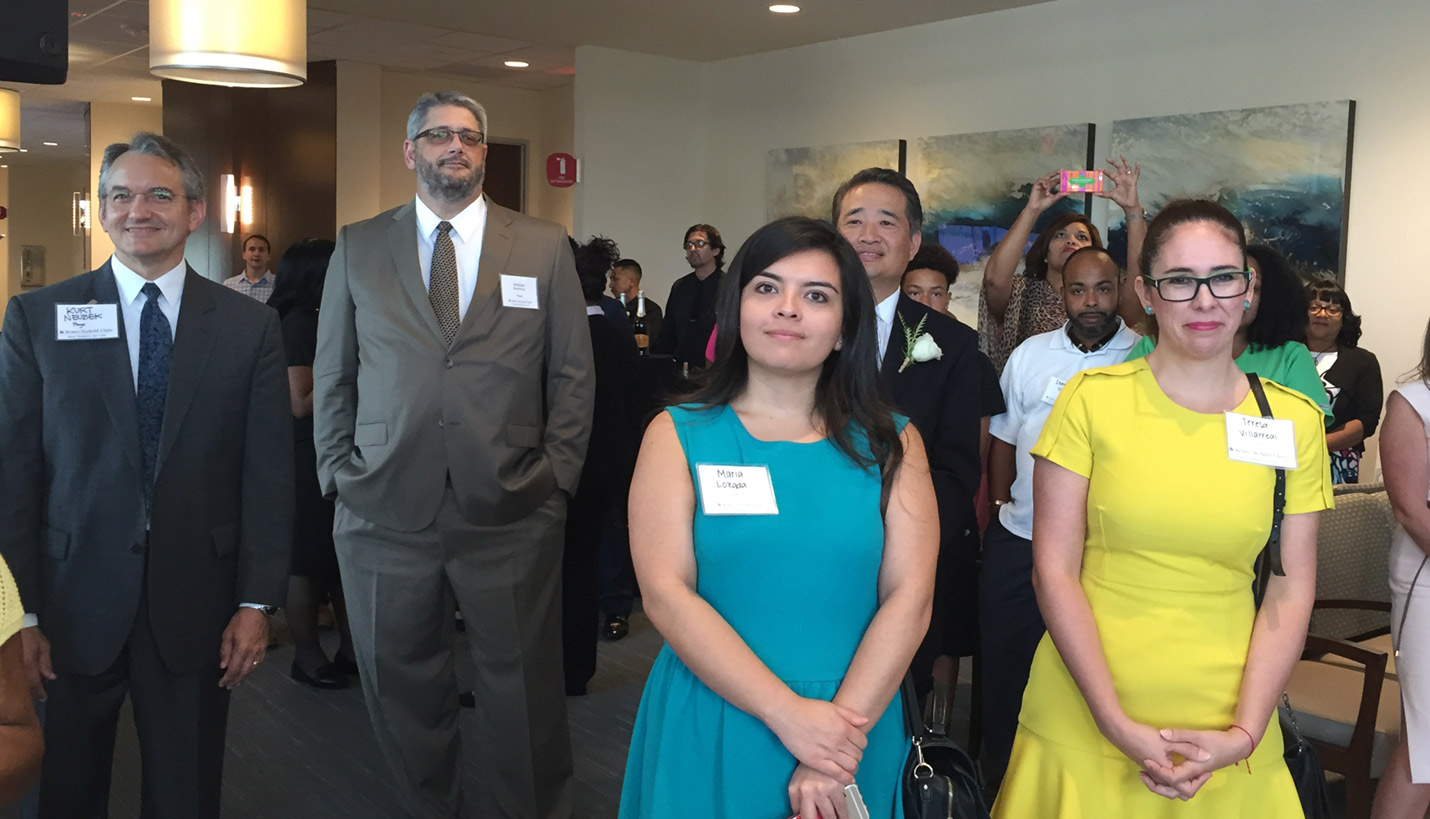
left=334, top=486, right=573, bottom=819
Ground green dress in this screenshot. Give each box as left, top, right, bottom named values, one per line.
left=619, top=404, right=909, bottom=819
left=1124, top=336, right=1331, bottom=421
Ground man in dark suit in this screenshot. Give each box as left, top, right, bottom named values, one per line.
left=314, top=91, right=593, bottom=818
left=0, top=133, right=293, bottom=818
left=833, top=168, right=983, bottom=698
left=651, top=224, right=723, bottom=367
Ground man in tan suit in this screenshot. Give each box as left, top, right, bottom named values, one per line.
left=314, top=91, right=593, bottom=819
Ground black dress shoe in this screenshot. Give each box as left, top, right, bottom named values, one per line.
left=458, top=691, right=476, bottom=708
left=290, top=662, right=347, bottom=690
left=603, top=615, right=629, bottom=641
left=332, top=653, right=359, bottom=676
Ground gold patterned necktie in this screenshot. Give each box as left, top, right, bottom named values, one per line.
left=429, top=221, right=460, bottom=345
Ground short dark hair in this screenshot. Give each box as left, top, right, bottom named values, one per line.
left=98, top=132, right=205, bottom=201
left=1306, top=278, right=1363, bottom=349
left=1025, top=213, right=1101, bottom=282
left=1244, top=244, right=1308, bottom=350
left=268, top=238, right=336, bottom=317
left=243, top=234, right=271, bottom=253
left=684, top=224, right=726, bottom=267
left=693, top=216, right=903, bottom=508
left=613, top=258, right=643, bottom=280
left=573, top=236, right=621, bottom=304
left=830, top=168, right=923, bottom=235
left=903, top=243, right=959, bottom=287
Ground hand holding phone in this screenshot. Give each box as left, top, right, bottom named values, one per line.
left=1059, top=169, right=1104, bottom=194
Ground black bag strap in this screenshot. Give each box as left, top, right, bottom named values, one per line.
left=1247, top=373, right=1287, bottom=608
left=900, top=673, right=925, bottom=740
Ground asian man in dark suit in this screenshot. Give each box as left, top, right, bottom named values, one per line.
left=314, top=91, right=593, bottom=819
left=0, top=133, right=293, bottom=818
left=833, top=168, right=984, bottom=701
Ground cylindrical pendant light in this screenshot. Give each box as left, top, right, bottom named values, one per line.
left=149, top=0, right=306, bottom=88
left=0, top=90, right=19, bottom=152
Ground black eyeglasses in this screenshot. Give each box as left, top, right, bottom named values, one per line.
left=684, top=239, right=709, bottom=250
left=1309, top=302, right=1344, bottom=317
left=1142, top=271, right=1251, bottom=302
left=415, top=127, right=485, bottom=147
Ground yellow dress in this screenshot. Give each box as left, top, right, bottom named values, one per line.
left=0, top=554, right=24, bottom=647
left=992, top=359, right=1333, bottom=818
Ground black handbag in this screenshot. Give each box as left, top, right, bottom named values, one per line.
left=899, top=675, right=990, bottom=819
left=1246, top=374, right=1332, bottom=816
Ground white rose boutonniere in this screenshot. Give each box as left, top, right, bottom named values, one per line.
left=898, top=314, right=943, bottom=373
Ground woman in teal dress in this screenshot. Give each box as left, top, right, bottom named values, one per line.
left=618, top=217, right=939, bottom=819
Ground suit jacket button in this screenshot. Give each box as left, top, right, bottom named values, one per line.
left=445, top=359, right=454, bottom=369
left=438, top=419, right=445, bottom=428
left=131, top=542, right=145, bottom=554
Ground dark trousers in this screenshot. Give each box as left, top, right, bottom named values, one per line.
left=39, top=594, right=230, bottom=819
left=597, top=506, right=634, bottom=619
left=562, top=486, right=610, bottom=692
left=977, top=518, right=1045, bottom=793
left=911, top=522, right=981, bottom=689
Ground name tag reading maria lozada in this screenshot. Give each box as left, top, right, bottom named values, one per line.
left=56, top=303, right=120, bottom=340
left=1225, top=412, right=1298, bottom=470
left=695, top=464, right=779, bottom=516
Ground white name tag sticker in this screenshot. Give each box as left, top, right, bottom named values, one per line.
left=1225, top=412, right=1298, bottom=470
left=696, top=464, right=779, bottom=516
left=500, top=275, right=540, bottom=310
left=55, top=303, right=120, bottom=340
left=1041, top=375, right=1068, bottom=406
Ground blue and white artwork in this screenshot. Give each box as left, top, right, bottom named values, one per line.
left=766, top=139, right=906, bottom=222
left=1107, top=101, right=1355, bottom=279
left=909, top=124, right=1093, bottom=326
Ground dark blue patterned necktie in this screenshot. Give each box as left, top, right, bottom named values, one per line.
left=137, top=282, right=172, bottom=513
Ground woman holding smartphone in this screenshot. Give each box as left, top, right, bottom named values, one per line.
left=618, top=217, right=938, bottom=819
left=993, top=200, right=1331, bottom=816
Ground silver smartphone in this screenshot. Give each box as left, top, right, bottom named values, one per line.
left=844, top=784, right=871, bottom=819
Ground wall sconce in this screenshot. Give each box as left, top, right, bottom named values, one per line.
left=72, top=192, right=90, bottom=235
left=0, top=89, right=19, bottom=152
left=221, top=173, right=254, bottom=233
left=149, top=0, right=306, bottom=88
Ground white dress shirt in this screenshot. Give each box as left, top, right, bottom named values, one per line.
left=414, top=194, right=488, bottom=321
left=111, top=255, right=185, bottom=390
left=875, top=288, right=901, bottom=363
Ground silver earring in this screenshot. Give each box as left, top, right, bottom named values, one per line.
left=1243, top=299, right=1251, bottom=310
left=1143, top=306, right=1154, bottom=315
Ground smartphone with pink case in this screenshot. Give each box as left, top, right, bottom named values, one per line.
left=1060, top=169, right=1104, bottom=193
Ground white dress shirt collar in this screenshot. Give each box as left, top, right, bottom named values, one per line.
left=111, top=254, right=187, bottom=309
left=874, top=288, right=902, bottom=361
left=414, top=194, right=487, bottom=244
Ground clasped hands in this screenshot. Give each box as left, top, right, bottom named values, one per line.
left=768, top=696, right=869, bottom=819
left=1109, top=717, right=1256, bottom=801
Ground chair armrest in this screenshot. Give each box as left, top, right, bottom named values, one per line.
left=1296, top=633, right=1390, bottom=761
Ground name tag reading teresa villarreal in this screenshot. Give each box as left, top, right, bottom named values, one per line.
left=500, top=275, right=540, bottom=310
left=56, top=303, right=120, bottom=340
left=1225, top=411, right=1298, bottom=470
left=695, top=464, right=779, bottom=516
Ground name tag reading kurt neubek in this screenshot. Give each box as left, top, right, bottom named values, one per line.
left=696, top=464, right=779, bottom=516
left=56, top=303, right=120, bottom=340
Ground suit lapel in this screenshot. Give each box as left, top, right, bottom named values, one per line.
left=387, top=203, right=447, bottom=344
left=84, top=264, right=146, bottom=483
left=156, top=268, right=217, bottom=471
left=457, top=196, right=512, bottom=343
left=880, top=295, right=911, bottom=379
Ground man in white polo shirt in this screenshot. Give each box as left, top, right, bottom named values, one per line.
left=979, top=245, right=1141, bottom=791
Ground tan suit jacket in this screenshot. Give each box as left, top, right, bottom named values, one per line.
left=314, top=196, right=594, bottom=531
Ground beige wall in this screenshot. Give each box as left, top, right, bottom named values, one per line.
left=3, top=160, right=89, bottom=306
left=89, top=102, right=164, bottom=268
left=0, top=166, right=8, bottom=295
left=332, top=63, right=575, bottom=231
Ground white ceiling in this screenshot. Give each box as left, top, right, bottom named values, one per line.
left=0, top=0, right=1048, bottom=165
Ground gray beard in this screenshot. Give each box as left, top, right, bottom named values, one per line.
left=418, top=158, right=483, bottom=203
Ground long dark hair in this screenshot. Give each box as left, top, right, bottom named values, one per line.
left=1415, top=316, right=1430, bottom=384
left=1244, top=244, right=1308, bottom=350
left=686, top=216, right=904, bottom=504
left=268, top=238, right=336, bottom=317
left=1305, top=279, right=1362, bottom=349
left=1025, top=212, right=1102, bottom=281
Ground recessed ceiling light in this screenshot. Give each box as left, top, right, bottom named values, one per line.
left=504, top=60, right=530, bottom=68
left=769, top=4, right=800, bottom=12
left=131, top=96, right=152, bottom=102
left=43, top=141, right=58, bottom=146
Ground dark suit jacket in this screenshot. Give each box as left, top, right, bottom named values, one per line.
left=314, top=196, right=595, bottom=531
left=0, top=263, right=294, bottom=676
left=652, top=268, right=721, bottom=365
left=624, top=296, right=662, bottom=345
left=577, top=314, right=638, bottom=504
left=879, top=294, right=983, bottom=539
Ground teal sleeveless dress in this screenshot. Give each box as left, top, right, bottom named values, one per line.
left=618, top=404, right=909, bottom=819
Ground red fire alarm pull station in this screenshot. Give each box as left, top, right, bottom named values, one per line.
left=0, top=206, right=8, bottom=220
left=546, top=153, right=577, bottom=188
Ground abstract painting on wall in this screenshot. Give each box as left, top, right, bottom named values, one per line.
left=909, top=124, right=1094, bottom=326
left=1107, top=100, right=1355, bottom=280
left=765, top=139, right=906, bottom=222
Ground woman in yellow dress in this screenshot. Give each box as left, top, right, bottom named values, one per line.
left=992, top=200, right=1333, bottom=817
